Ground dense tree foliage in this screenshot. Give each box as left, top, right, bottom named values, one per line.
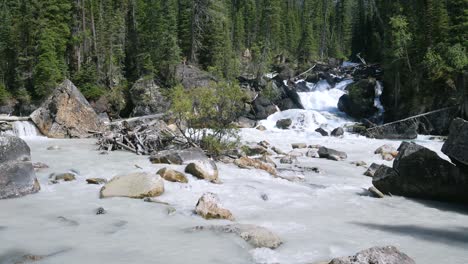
left=0, top=0, right=466, bottom=120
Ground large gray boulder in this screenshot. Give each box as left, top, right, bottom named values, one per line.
left=373, top=142, right=468, bottom=203
left=130, top=78, right=169, bottom=116
left=442, top=118, right=468, bottom=167
left=338, top=79, right=378, bottom=119
left=329, top=246, right=415, bottom=264
left=318, top=147, right=347, bottom=161
left=0, top=136, right=40, bottom=199
left=31, top=80, right=102, bottom=138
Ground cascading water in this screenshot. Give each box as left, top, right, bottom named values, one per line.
left=12, top=121, right=41, bottom=138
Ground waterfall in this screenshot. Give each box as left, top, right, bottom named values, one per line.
left=374, top=81, right=385, bottom=122
left=12, top=121, right=41, bottom=138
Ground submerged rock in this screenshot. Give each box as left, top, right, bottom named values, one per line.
left=256, top=125, right=267, bottom=131
left=157, top=168, right=188, bottom=183
left=49, top=172, right=77, bottom=184
left=0, top=136, right=40, bottom=199
left=318, top=147, right=347, bottom=161
left=100, top=172, right=164, bottom=199
left=331, top=127, right=345, bottom=137
left=185, top=160, right=219, bottom=183
left=31, top=79, right=102, bottom=138
left=95, top=207, right=106, bottom=215
left=150, top=148, right=207, bottom=165
left=86, top=178, right=108, bottom=185
left=234, top=157, right=277, bottom=176
left=373, top=142, right=468, bottom=203
left=329, top=246, right=415, bottom=264
left=195, top=193, right=234, bottom=220
left=276, top=118, right=292, bottom=129
left=192, top=224, right=282, bottom=249
left=129, top=78, right=168, bottom=116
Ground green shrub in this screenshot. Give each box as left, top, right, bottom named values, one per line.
left=170, top=81, right=244, bottom=156
left=0, top=84, right=11, bottom=104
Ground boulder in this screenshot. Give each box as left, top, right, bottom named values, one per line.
left=306, top=149, right=319, bottom=158
left=234, top=117, right=257, bottom=128
left=366, top=122, right=418, bottom=140
left=157, top=168, right=188, bottom=183
left=150, top=148, right=207, bottom=165
left=364, top=163, right=381, bottom=177
left=315, top=127, right=329, bottom=136
left=318, top=147, right=347, bottom=161
left=100, top=172, right=164, bottom=199
left=175, top=64, right=217, bottom=90
left=193, top=224, right=282, bottom=249
left=276, top=118, right=292, bottom=129
left=291, top=143, right=307, bottom=149
left=329, top=246, right=415, bottom=264
left=30, top=80, right=102, bottom=138
left=195, top=193, right=234, bottom=220
left=442, top=118, right=468, bottom=167
left=234, top=157, right=277, bottom=176
left=185, top=160, right=219, bottom=183
left=373, top=142, right=468, bottom=203
left=129, top=78, right=168, bottom=116
left=0, top=136, right=40, bottom=199
left=338, top=79, right=378, bottom=119
left=331, top=127, right=345, bottom=137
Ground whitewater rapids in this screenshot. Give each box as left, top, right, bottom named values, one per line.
left=0, top=133, right=467, bottom=264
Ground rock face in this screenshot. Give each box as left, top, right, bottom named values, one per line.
left=373, top=142, right=468, bottom=203
left=185, top=160, right=219, bottom=183
left=329, top=246, right=415, bottom=264
left=100, top=172, right=164, bottom=199
left=0, top=136, right=40, bottom=199
left=157, top=168, right=188, bottom=183
left=318, top=147, right=347, bottom=161
left=130, top=78, right=168, bottom=116
left=195, top=193, right=234, bottom=220
left=150, top=148, right=207, bottom=165
left=31, top=80, right=102, bottom=138
left=194, top=224, right=282, bottom=249
left=338, top=79, right=378, bottom=119
left=442, top=118, right=468, bottom=167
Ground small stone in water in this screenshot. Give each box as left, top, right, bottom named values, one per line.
left=167, top=206, right=177, bottom=215
left=261, top=193, right=269, bottom=201
left=96, top=207, right=106, bottom=215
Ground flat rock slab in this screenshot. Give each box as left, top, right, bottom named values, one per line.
left=100, top=172, right=164, bottom=199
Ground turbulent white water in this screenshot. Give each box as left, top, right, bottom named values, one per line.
left=11, top=121, right=41, bottom=138
left=1, top=135, right=467, bottom=264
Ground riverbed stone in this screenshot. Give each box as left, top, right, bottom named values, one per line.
left=318, top=147, right=347, bottom=161
left=185, top=160, right=219, bottom=183
left=276, top=118, right=292, bottom=129
left=86, top=178, right=108, bottom=185
left=291, top=143, right=307, bottom=149
left=0, top=135, right=40, bottom=199
left=256, top=125, right=267, bottom=131
left=331, top=127, right=345, bottom=137
left=100, top=172, right=164, bottom=199
left=157, top=168, right=188, bottom=183
left=234, top=157, right=277, bottom=176
left=149, top=148, right=207, bottom=165
left=329, top=246, right=415, bottom=264
left=31, top=79, right=103, bottom=138
left=195, top=193, right=234, bottom=220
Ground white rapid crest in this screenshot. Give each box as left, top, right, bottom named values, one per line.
left=12, top=121, right=41, bottom=138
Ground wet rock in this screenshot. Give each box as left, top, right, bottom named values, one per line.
left=373, top=142, right=468, bottom=203
left=0, top=136, right=40, bottom=199
left=442, top=118, right=468, bottom=167
left=258, top=140, right=270, bottom=149
left=272, top=146, right=286, bottom=155
left=260, top=193, right=269, bottom=201
left=31, top=79, right=103, bottom=138
left=157, top=168, right=188, bottom=183
left=331, top=127, right=345, bottom=137
left=243, top=145, right=268, bottom=156
left=129, top=78, right=168, bottom=116
left=100, top=172, right=164, bottom=199
left=185, top=160, right=219, bottom=183
left=318, top=147, right=347, bottom=161
left=375, top=144, right=398, bottom=161
left=352, top=161, right=367, bottom=167
left=256, top=125, right=267, bottom=131
left=47, top=145, right=61, bottom=150
left=150, top=148, right=207, bottom=165
left=195, top=193, right=234, bottom=220
left=167, top=206, right=177, bottom=215
left=280, top=155, right=297, bottom=164
left=234, top=117, right=257, bottom=128
left=368, top=186, right=385, bottom=198
left=234, top=157, right=277, bottom=176
left=86, top=178, right=108, bottom=185
left=315, top=127, right=329, bottom=136
left=364, top=163, right=381, bottom=177
left=329, top=246, right=415, bottom=264
left=306, top=149, right=319, bottom=158
left=337, top=78, right=378, bottom=119
left=291, top=143, right=307, bottom=149
left=57, top=216, right=79, bottom=226
left=49, top=172, right=77, bottom=184
left=193, top=224, right=282, bottom=249
left=276, top=118, right=292, bottom=129
left=96, top=207, right=106, bottom=215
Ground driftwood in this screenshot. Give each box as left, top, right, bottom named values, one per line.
left=0, top=115, right=31, bottom=122
left=97, top=117, right=187, bottom=155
